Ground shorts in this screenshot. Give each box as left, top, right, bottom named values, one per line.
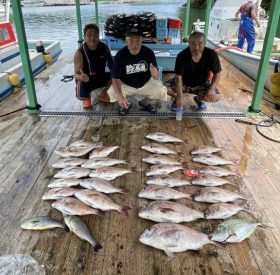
left=76, top=72, right=111, bottom=100
left=107, top=78, right=168, bottom=102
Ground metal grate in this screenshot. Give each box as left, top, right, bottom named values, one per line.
left=39, top=110, right=247, bottom=119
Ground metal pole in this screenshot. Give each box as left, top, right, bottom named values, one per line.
left=249, top=0, right=280, bottom=112
left=183, top=0, right=191, bottom=38
left=75, top=0, right=83, bottom=47
left=204, top=0, right=212, bottom=39
left=10, top=0, right=39, bottom=113
left=95, top=0, right=99, bottom=26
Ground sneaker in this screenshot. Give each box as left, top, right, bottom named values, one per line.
left=194, top=96, right=207, bottom=110
left=170, top=101, right=177, bottom=111
left=82, top=97, right=91, bottom=109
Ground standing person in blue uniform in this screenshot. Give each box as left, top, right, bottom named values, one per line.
left=235, top=0, right=260, bottom=54
left=74, top=24, right=113, bottom=109
left=170, top=31, right=221, bottom=111
left=107, top=27, right=169, bottom=114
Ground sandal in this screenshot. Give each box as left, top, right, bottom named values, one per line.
left=138, top=99, right=157, bottom=114
left=118, top=103, right=132, bottom=116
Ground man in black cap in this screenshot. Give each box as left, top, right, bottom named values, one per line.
left=107, top=27, right=168, bottom=114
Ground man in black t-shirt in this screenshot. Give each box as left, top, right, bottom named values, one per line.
left=107, top=27, right=168, bottom=114
left=172, top=31, right=222, bottom=110
left=74, top=24, right=113, bottom=109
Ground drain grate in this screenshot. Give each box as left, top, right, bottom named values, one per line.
left=39, top=110, right=247, bottom=119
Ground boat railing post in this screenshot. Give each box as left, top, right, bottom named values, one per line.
left=10, top=0, right=40, bottom=114
left=249, top=0, right=280, bottom=113
left=183, top=0, right=190, bottom=39
left=204, top=0, right=212, bottom=40
left=94, top=0, right=99, bottom=27
left=75, top=0, right=83, bottom=48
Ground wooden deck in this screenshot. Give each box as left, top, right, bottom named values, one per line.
left=1, top=53, right=280, bottom=275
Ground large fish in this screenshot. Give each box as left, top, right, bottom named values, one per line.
left=190, top=146, right=223, bottom=155
left=52, top=158, right=87, bottom=168
left=69, top=140, right=102, bottom=149
left=21, top=216, right=66, bottom=230
left=52, top=197, right=104, bottom=216
left=54, top=167, right=91, bottom=179
left=146, top=175, right=191, bottom=187
left=209, top=219, right=263, bottom=243
left=191, top=174, right=236, bottom=187
left=81, top=157, right=135, bottom=169
left=142, top=154, right=181, bottom=165
left=141, top=143, right=177, bottom=155
left=204, top=203, right=256, bottom=220
left=138, top=185, right=192, bottom=201
left=139, top=223, right=223, bottom=258
left=64, top=216, right=102, bottom=252
left=89, top=145, right=121, bottom=159
left=146, top=132, right=184, bottom=143
left=74, top=190, right=130, bottom=216
left=145, top=164, right=183, bottom=176
left=80, top=178, right=128, bottom=194
left=199, top=166, right=239, bottom=177
left=194, top=187, right=252, bottom=203
left=89, top=167, right=137, bottom=181
left=42, top=187, right=78, bottom=200
left=48, top=178, right=81, bottom=188
left=193, top=155, right=234, bottom=166
left=138, top=200, right=204, bottom=223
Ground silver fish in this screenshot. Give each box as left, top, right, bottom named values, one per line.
left=146, top=132, right=184, bottom=143
left=42, top=187, right=78, bottom=200
left=210, top=219, right=263, bottom=243
left=138, top=185, right=192, bottom=201
left=142, top=154, right=181, bottom=165
left=204, top=203, right=256, bottom=220
left=141, top=143, right=177, bottom=155
left=146, top=164, right=183, bottom=176
left=21, top=216, right=66, bottom=230
left=89, top=145, right=121, bottom=159
left=199, top=166, right=239, bottom=177
left=190, top=146, right=223, bottom=155
left=138, top=200, right=204, bottom=223
left=54, top=167, right=91, bottom=179
left=80, top=178, right=128, bottom=194
left=139, top=223, right=223, bottom=258
left=48, top=178, right=81, bottom=188
left=193, top=155, right=234, bottom=166
left=194, top=187, right=251, bottom=203
left=74, top=190, right=130, bottom=216
left=69, top=140, right=102, bottom=149
left=54, top=146, right=94, bottom=158
left=64, top=215, right=102, bottom=252
left=81, top=157, right=135, bottom=169
left=146, top=175, right=191, bottom=187
left=52, top=197, right=104, bottom=216
left=89, top=167, right=137, bottom=181
left=191, top=174, right=236, bottom=187
left=52, top=158, right=87, bottom=168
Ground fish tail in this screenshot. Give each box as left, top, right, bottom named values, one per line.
left=130, top=166, right=139, bottom=173
left=126, top=160, right=137, bottom=167
left=243, top=208, right=257, bottom=217
left=120, top=188, right=129, bottom=194
left=211, top=240, right=226, bottom=249
left=93, top=242, right=102, bottom=252
left=240, top=193, right=253, bottom=201
left=119, top=206, right=131, bottom=216
left=184, top=193, right=193, bottom=200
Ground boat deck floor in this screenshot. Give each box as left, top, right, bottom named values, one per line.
left=0, top=53, right=280, bottom=275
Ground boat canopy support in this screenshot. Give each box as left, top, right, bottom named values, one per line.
left=204, top=0, right=213, bottom=40
left=75, top=0, right=83, bottom=47
left=183, top=0, right=190, bottom=38
left=250, top=0, right=280, bottom=112
left=10, top=0, right=39, bottom=114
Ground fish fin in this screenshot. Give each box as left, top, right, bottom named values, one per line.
left=160, top=207, right=176, bottom=213
left=211, top=240, right=226, bottom=249
left=93, top=242, right=102, bottom=252
left=120, top=206, right=131, bottom=216
left=96, top=210, right=105, bottom=216
left=184, top=194, right=193, bottom=200
left=120, top=188, right=129, bottom=194
left=164, top=250, right=175, bottom=259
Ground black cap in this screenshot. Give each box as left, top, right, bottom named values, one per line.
left=125, top=27, right=142, bottom=37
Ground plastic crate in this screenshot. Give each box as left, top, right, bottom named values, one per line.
left=156, top=18, right=168, bottom=29
left=156, top=27, right=168, bottom=39
left=168, top=18, right=182, bottom=29
left=168, top=28, right=180, bottom=38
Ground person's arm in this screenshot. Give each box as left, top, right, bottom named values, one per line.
left=251, top=9, right=260, bottom=27
left=175, top=74, right=184, bottom=108
left=150, top=63, right=159, bottom=80
left=112, top=78, right=129, bottom=108
left=235, top=9, right=241, bottom=20
left=74, top=50, right=89, bottom=82
left=205, top=72, right=221, bottom=102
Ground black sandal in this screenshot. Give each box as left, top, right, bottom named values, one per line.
left=118, top=103, right=132, bottom=116
left=138, top=99, right=157, bottom=114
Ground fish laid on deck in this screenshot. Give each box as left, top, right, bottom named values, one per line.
left=74, top=190, right=131, bottom=216
left=81, top=157, right=135, bottom=168
left=48, top=178, right=81, bottom=188
left=190, top=174, right=236, bottom=187
left=21, top=216, right=66, bottom=231
left=139, top=223, right=223, bottom=258
left=138, top=201, right=204, bottom=223
left=146, top=175, right=191, bottom=187
left=52, top=157, right=87, bottom=168
left=138, top=185, right=192, bottom=201
left=193, top=155, right=235, bottom=166
left=141, top=143, right=177, bottom=155
left=190, top=146, right=223, bottom=155
left=80, top=178, right=128, bottom=194
left=199, top=166, right=239, bottom=177
left=145, top=164, right=183, bottom=176
left=64, top=216, right=102, bottom=252
left=89, top=167, right=137, bottom=181
left=204, top=203, right=255, bottom=220
left=54, top=167, right=91, bottom=179
left=42, top=187, right=79, bottom=200
left=210, top=219, right=264, bottom=243
left=146, top=132, right=184, bottom=143
left=142, top=154, right=182, bottom=165
left=89, top=145, right=121, bottom=159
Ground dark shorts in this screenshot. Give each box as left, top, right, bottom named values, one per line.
left=76, top=72, right=111, bottom=100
